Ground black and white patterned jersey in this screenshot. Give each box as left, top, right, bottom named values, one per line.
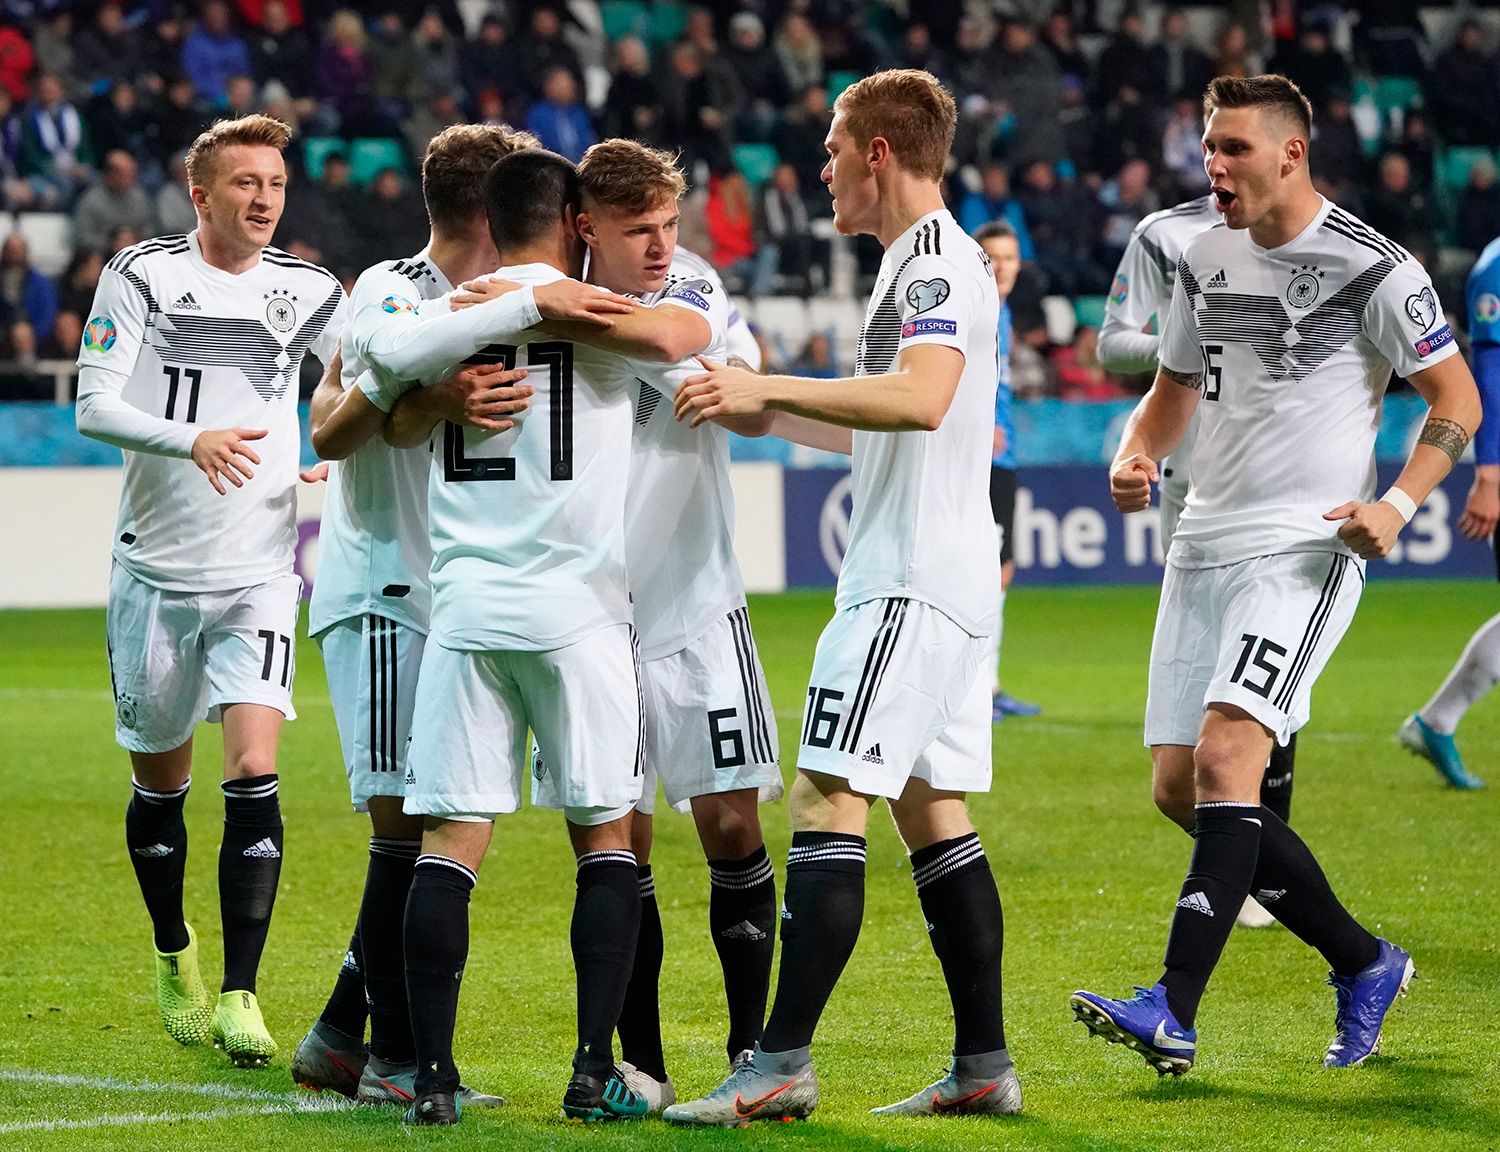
left=1101, top=195, right=1218, bottom=370
left=841, top=209, right=1001, bottom=637
left=76, top=231, right=344, bottom=591
left=1159, top=196, right=1459, bottom=569
left=309, top=248, right=452, bottom=639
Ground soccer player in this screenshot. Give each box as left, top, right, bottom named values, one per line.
left=386, top=149, right=727, bottom=1126
left=566, top=139, right=784, bottom=1112
left=290, top=123, right=598, bottom=1104
left=1098, top=191, right=1291, bottom=928
left=1070, top=75, right=1481, bottom=1076
left=665, top=69, right=1021, bottom=1124
left=75, top=115, right=346, bottom=1067
left=973, top=221, right=1040, bottom=723
left=1397, top=233, right=1500, bottom=790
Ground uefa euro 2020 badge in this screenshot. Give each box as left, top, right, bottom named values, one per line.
left=84, top=315, right=117, bottom=353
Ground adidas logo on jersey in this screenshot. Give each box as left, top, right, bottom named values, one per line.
left=720, top=920, right=768, bottom=942
left=133, top=843, right=174, bottom=858
left=860, top=743, right=884, bottom=765
left=1206, top=268, right=1228, bottom=288
left=242, top=837, right=281, bottom=859
left=1176, top=891, right=1214, bottom=916
left=172, top=291, right=201, bottom=310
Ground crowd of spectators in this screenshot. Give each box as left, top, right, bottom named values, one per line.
left=0, top=0, right=1498, bottom=403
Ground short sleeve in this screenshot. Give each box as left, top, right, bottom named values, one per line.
left=656, top=275, right=730, bottom=335
left=1364, top=257, right=1459, bottom=378
left=345, top=265, right=420, bottom=382
left=308, top=285, right=347, bottom=367
left=894, top=253, right=976, bottom=356
left=75, top=266, right=149, bottom=376
left=1104, top=219, right=1171, bottom=335
left=1157, top=257, right=1202, bottom=374
left=1467, top=259, right=1500, bottom=346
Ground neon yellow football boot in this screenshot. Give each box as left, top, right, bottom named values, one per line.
left=212, top=989, right=278, bottom=1068
left=155, top=923, right=214, bottom=1046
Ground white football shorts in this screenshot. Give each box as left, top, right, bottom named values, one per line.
left=629, top=607, right=783, bottom=815
left=1145, top=550, right=1363, bottom=747
left=106, top=564, right=302, bottom=754
left=405, top=623, right=644, bottom=825
left=317, top=613, right=425, bottom=811
left=796, top=597, right=992, bottom=798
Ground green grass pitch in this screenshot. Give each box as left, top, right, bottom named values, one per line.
left=1, top=581, right=1497, bottom=1150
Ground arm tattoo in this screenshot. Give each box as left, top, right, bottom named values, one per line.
left=1161, top=365, right=1204, bottom=392
left=726, top=355, right=755, bottom=372
left=1418, top=416, right=1471, bottom=467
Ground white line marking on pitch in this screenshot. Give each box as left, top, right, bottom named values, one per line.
left=0, top=1100, right=350, bottom=1135
left=0, top=1067, right=342, bottom=1105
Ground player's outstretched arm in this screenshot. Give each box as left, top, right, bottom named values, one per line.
left=309, top=346, right=388, bottom=461
left=357, top=281, right=551, bottom=382
left=674, top=343, right=963, bottom=433
left=383, top=362, right=533, bottom=448
left=768, top=412, right=853, bottom=454
left=1097, top=321, right=1161, bottom=375
left=1325, top=354, right=1482, bottom=558
left=1108, top=365, right=1202, bottom=514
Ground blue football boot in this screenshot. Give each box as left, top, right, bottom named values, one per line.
left=1398, top=715, right=1484, bottom=789
left=1069, top=983, right=1197, bottom=1075
left=1324, top=939, right=1416, bottom=1068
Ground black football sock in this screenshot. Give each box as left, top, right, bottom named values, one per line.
left=126, top=776, right=191, bottom=954
left=571, top=850, right=641, bottom=1080
left=708, top=845, right=777, bottom=1060
left=1250, top=807, right=1380, bottom=975
left=405, top=855, right=474, bottom=1098
left=1159, top=803, right=1262, bottom=1029
left=761, top=832, right=866, bottom=1055
left=361, top=837, right=421, bottom=1062
left=219, top=775, right=283, bottom=993
left=1261, top=733, right=1296, bottom=825
left=911, top=833, right=1007, bottom=1057
left=617, top=865, right=666, bottom=1081
left=316, top=927, right=366, bottom=1042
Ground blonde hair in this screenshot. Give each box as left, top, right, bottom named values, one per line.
left=421, top=123, right=539, bottom=230
left=184, top=114, right=293, bottom=187
left=577, top=139, right=687, bottom=216
left=834, top=68, right=956, bottom=183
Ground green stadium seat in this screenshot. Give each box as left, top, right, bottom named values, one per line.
left=301, top=136, right=345, bottom=181
left=646, top=1, right=687, bottom=44
left=349, top=138, right=409, bottom=185
left=1374, top=76, right=1422, bottom=118
left=1438, top=147, right=1497, bottom=195
left=827, top=70, right=861, bottom=101
left=1073, top=295, right=1107, bottom=329
left=599, top=0, right=646, bottom=40
left=733, top=142, right=780, bottom=188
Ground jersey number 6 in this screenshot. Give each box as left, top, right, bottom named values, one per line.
left=443, top=340, right=575, bottom=482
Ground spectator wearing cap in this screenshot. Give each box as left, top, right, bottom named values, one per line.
left=181, top=1, right=253, bottom=104
left=73, top=150, right=156, bottom=255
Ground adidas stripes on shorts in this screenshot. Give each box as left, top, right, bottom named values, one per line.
left=630, top=607, right=784, bottom=815
left=1144, top=550, right=1364, bottom=747
left=106, top=564, right=301, bottom=753
left=795, top=597, right=992, bottom=798
left=316, top=613, right=424, bottom=811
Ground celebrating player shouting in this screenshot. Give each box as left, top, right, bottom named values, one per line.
left=76, top=115, right=345, bottom=1066
left=1071, top=75, right=1480, bottom=1075
left=667, top=69, right=1021, bottom=1124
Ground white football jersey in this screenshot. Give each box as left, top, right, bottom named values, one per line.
left=1101, top=196, right=1219, bottom=490
left=76, top=231, right=344, bottom=591
left=626, top=254, right=742, bottom=661
left=839, top=210, right=1001, bottom=636
left=308, top=248, right=452, bottom=639
left=1159, top=196, right=1459, bottom=568
left=425, top=261, right=687, bottom=652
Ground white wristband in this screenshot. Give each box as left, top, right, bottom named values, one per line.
left=1381, top=486, right=1418, bottom=524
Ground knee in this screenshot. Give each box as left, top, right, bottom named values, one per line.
left=225, top=748, right=277, bottom=780
left=1192, top=735, right=1244, bottom=798
left=1152, top=775, right=1195, bottom=830
left=692, top=791, right=763, bottom=859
